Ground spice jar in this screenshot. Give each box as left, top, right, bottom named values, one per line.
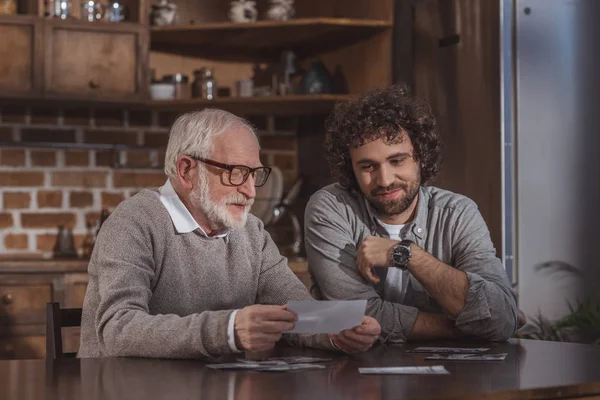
left=0, top=0, right=17, bottom=14
left=192, top=68, right=217, bottom=100
left=163, top=73, right=189, bottom=100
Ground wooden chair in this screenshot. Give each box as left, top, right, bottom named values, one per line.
left=45, top=302, right=82, bottom=359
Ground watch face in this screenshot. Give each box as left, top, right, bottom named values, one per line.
left=393, top=246, right=410, bottom=267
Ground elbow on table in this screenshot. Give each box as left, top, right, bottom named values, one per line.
left=479, top=310, right=518, bottom=342
left=97, top=321, right=142, bottom=357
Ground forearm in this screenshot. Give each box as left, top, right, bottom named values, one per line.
left=98, top=307, right=234, bottom=359
left=408, top=245, right=469, bottom=318
left=408, top=311, right=464, bottom=340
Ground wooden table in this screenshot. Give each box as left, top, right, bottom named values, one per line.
left=1, top=339, right=600, bottom=400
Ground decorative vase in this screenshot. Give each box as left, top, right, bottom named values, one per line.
left=229, top=0, right=257, bottom=23
left=300, top=60, right=333, bottom=94
left=266, top=0, right=294, bottom=21
left=150, top=0, right=177, bottom=25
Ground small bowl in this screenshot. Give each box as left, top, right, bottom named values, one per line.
left=150, top=83, right=175, bottom=100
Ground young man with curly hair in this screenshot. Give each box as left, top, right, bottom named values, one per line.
left=304, top=85, right=519, bottom=343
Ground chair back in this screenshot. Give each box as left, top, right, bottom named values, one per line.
left=45, top=302, right=82, bottom=359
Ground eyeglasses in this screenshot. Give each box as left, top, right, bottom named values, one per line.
left=186, top=155, right=272, bottom=187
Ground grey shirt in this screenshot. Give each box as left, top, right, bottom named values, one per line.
left=79, top=188, right=332, bottom=359
left=305, top=184, right=518, bottom=342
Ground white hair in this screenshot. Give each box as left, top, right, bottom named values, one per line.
left=164, top=109, right=257, bottom=179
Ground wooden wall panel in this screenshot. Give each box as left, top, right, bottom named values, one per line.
left=413, top=0, right=502, bottom=253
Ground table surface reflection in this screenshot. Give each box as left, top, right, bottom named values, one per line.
left=2, top=339, right=600, bottom=400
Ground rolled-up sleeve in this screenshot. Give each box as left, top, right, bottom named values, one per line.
left=452, top=201, right=519, bottom=341
left=305, top=191, right=418, bottom=343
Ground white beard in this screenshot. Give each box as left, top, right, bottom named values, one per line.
left=190, top=177, right=253, bottom=231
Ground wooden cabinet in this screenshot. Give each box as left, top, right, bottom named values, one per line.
left=44, top=20, right=148, bottom=101
left=0, top=15, right=43, bottom=97
left=0, top=282, right=52, bottom=323
left=0, top=261, right=88, bottom=360
left=0, top=336, right=45, bottom=359
left=0, top=17, right=148, bottom=102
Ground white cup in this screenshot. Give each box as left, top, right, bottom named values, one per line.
left=150, top=83, right=175, bottom=100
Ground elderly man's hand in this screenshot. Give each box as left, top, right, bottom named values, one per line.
left=234, top=305, right=297, bottom=352
left=356, top=236, right=399, bottom=284
left=328, top=316, right=381, bottom=353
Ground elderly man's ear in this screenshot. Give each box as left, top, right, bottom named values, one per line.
left=176, top=156, right=196, bottom=190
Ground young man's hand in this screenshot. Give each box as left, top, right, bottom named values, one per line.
left=329, top=316, right=381, bottom=353
left=356, top=236, right=399, bottom=284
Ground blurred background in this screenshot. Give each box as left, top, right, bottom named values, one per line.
left=0, top=0, right=598, bottom=358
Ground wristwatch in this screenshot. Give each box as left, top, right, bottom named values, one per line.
left=390, top=240, right=413, bottom=270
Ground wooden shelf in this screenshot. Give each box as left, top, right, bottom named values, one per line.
left=1, top=94, right=351, bottom=115
left=150, top=18, right=392, bottom=62
left=147, top=94, right=351, bottom=116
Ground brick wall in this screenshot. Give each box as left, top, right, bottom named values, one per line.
left=0, top=106, right=298, bottom=258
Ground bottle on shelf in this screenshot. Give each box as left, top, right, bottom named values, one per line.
left=192, top=68, right=217, bottom=100
left=52, top=225, right=78, bottom=259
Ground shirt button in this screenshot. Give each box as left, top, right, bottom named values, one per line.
left=417, top=228, right=422, bottom=233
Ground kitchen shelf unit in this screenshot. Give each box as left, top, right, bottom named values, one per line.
left=150, top=17, right=392, bottom=62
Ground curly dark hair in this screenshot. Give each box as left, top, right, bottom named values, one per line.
left=324, top=84, right=442, bottom=191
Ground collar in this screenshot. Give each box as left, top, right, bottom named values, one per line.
left=158, top=179, right=230, bottom=240
left=362, top=186, right=429, bottom=241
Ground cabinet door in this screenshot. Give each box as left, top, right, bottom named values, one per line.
left=0, top=336, right=45, bottom=359
left=0, top=15, right=43, bottom=97
left=0, top=283, right=52, bottom=324
left=43, top=20, right=148, bottom=101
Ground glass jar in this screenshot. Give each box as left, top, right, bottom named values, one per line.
left=192, top=68, right=217, bottom=100
left=45, top=0, right=72, bottom=19
left=106, top=1, right=127, bottom=22
left=0, top=0, right=17, bottom=15
left=163, top=74, right=190, bottom=100
left=81, top=0, right=104, bottom=22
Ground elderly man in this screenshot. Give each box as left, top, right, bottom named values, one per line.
left=305, top=85, right=519, bottom=343
left=79, top=109, right=380, bottom=358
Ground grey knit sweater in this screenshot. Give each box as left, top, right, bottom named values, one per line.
left=78, top=189, right=332, bottom=358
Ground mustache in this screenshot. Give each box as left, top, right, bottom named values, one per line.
left=225, top=194, right=254, bottom=207
left=371, top=182, right=407, bottom=197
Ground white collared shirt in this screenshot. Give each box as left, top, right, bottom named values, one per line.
left=159, top=179, right=230, bottom=239
left=158, top=179, right=241, bottom=353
